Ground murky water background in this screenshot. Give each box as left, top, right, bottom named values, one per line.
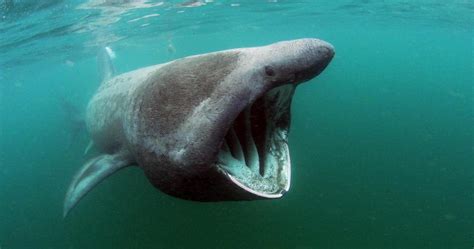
left=0, top=1, right=473, bottom=248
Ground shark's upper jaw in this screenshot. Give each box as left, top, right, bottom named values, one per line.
left=216, top=84, right=295, bottom=198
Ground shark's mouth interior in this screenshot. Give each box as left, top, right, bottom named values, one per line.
left=217, top=85, right=295, bottom=198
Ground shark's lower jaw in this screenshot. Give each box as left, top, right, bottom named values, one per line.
left=217, top=85, right=295, bottom=198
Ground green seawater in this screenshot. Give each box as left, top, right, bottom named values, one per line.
left=0, top=1, right=473, bottom=248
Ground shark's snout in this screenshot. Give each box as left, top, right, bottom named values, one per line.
left=307, top=40, right=335, bottom=77
left=244, top=39, right=334, bottom=91
left=270, top=39, right=334, bottom=85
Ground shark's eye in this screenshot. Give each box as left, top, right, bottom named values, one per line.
left=264, top=66, right=275, bottom=77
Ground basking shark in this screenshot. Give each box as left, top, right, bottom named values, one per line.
left=64, top=39, right=335, bottom=217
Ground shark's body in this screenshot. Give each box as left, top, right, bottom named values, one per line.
left=64, top=39, right=335, bottom=217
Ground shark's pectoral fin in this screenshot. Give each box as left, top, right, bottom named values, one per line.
left=63, top=153, right=131, bottom=218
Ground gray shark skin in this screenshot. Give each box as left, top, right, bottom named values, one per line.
left=64, top=39, right=335, bottom=217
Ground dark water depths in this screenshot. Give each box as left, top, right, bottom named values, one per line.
left=0, top=1, right=473, bottom=248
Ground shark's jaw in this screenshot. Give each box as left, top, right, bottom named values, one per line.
left=216, top=84, right=295, bottom=198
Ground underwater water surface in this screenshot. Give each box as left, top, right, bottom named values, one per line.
left=0, top=1, right=473, bottom=249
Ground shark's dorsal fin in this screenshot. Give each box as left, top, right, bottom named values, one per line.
left=63, top=153, right=131, bottom=218
left=97, top=46, right=116, bottom=83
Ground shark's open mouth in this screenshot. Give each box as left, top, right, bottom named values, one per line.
left=217, top=85, right=295, bottom=198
